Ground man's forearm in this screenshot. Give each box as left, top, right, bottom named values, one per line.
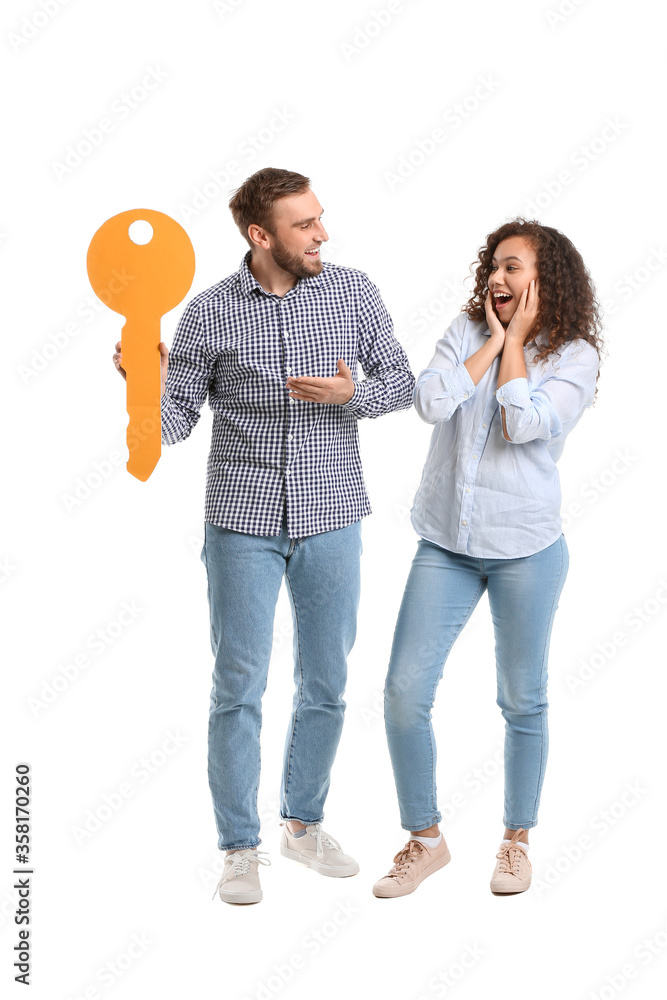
left=342, top=363, right=415, bottom=419
left=160, top=387, right=203, bottom=445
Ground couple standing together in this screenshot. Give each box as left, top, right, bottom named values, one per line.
left=113, top=166, right=602, bottom=902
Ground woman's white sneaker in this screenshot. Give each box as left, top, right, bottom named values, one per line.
left=280, top=823, right=359, bottom=877
left=212, top=849, right=271, bottom=904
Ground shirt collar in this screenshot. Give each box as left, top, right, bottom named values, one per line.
left=237, top=249, right=327, bottom=298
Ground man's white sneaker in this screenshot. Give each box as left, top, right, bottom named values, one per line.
left=212, top=849, right=271, bottom=904
left=280, top=823, right=359, bottom=877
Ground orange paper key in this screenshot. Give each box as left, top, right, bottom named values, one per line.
left=87, top=208, right=195, bottom=481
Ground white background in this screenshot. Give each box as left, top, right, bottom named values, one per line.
left=3, top=1, right=666, bottom=998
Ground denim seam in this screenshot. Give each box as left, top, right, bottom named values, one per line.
left=523, top=535, right=566, bottom=829
left=425, top=577, right=486, bottom=822
left=204, top=521, right=265, bottom=851
left=282, top=573, right=304, bottom=806
left=203, top=524, right=221, bottom=843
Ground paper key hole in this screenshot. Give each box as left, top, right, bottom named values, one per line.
left=128, top=220, right=154, bottom=245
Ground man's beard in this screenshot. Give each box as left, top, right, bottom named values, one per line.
left=270, top=237, right=323, bottom=278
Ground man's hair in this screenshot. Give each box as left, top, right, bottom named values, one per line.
left=229, top=167, right=311, bottom=249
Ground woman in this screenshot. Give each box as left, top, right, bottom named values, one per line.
left=373, top=219, right=603, bottom=897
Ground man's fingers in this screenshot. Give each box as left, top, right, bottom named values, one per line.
left=287, top=375, right=326, bottom=388
left=289, top=389, right=319, bottom=400
left=286, top=379, right=321, bottom=392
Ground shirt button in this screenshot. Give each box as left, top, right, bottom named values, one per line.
left=472, top=454, right=478, bottom=460
left=482, top=423, right=487, bottom=429
left=464, top=393, right=469, bottom=399
left=285, top=470, right=291, bottom=476
left=287, top=434, right=293, bottom=441
left=289, top=398, right=296, bottom=405
left=284, top=331, right=290, bottom=339
left=462, top=520, right=467, bottom=526
left=466, top=487, right=471, bottom=493
left=286, top=367, right=292, bottom=374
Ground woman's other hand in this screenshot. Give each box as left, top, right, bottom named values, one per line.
left=484, top=289, right=507, bottom=351
left=506, top=279, right=539, bottom=344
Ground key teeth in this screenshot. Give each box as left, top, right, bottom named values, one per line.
left=126, top=402, right=161, bottom=482
left=126, top=458, right=154, bottom=483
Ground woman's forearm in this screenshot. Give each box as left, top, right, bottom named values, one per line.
left=497, top=335, right=528, bottom=440
left=464, top=335, right=504, bottom=385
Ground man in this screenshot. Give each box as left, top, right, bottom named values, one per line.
left=113, top=167, right=414, bottom=904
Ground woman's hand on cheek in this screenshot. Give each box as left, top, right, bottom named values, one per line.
left=506, top=278, right=539, bottom=343
left=484, top=289, right=506, bottom=346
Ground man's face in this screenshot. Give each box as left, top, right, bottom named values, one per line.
left=264, top=189, right=328, bottom=278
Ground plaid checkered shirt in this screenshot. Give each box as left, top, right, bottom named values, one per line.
left=160, top=251, right=415, bottom=537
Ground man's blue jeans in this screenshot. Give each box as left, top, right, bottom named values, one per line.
left=201, top=518, right=362, bottom=850
left=384, top=535, right=569, bottom=832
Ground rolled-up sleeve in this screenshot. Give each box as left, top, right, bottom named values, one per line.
left=161, top=300, right=215, bottom=446
left=342, top=276, right=414, bottom=419
left=414, top=312, right=476, bottom=424
left=496, top=339, right=599, bottom=444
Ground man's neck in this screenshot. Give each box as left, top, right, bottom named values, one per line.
left=247, top=253, right=298, bottom=298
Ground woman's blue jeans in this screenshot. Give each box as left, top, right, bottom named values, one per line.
left=201, top=518, right=362, bottom=851
left=384, top=534, right=569, bottom=832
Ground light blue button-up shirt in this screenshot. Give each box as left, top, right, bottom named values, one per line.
left=411, top=311, right=600, bottom=558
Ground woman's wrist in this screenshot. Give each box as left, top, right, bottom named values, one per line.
left=503, top=329, right=526, bottom=347
left=488, top=332, right=505, bottom=356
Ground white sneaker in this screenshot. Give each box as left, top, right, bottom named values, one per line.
left=280, top=823, right=359, bottom=877
left=212, top=849, right=271, bottom=904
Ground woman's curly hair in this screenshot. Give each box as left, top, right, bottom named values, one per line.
left=464, top=218, right=604, bottom=366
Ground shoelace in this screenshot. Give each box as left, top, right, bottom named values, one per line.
left=211, top=850, right=271, bottom=900
left=307, top=824, right=342, bottom=859
left=495, top=842, right=526, bottom=876
left=386, top=840, right=428, bottom=880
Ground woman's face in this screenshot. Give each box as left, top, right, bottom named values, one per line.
left=488, top=236, right=539, bottom=327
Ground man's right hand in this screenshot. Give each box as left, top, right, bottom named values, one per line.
left=113, top=341, right=170, bottom=396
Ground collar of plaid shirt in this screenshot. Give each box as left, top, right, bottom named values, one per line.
left=237, top=249, right=328, bottom=298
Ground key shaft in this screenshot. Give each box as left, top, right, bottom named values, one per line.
left=122, top=314, right=162, bottom=482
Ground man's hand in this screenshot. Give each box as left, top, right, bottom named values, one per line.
left=113, top=340, right=169, bottom=396
left=286, top=359, right=355, bottom=405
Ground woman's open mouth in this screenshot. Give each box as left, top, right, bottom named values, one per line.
left=493, top=291, right=513, bottom=310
